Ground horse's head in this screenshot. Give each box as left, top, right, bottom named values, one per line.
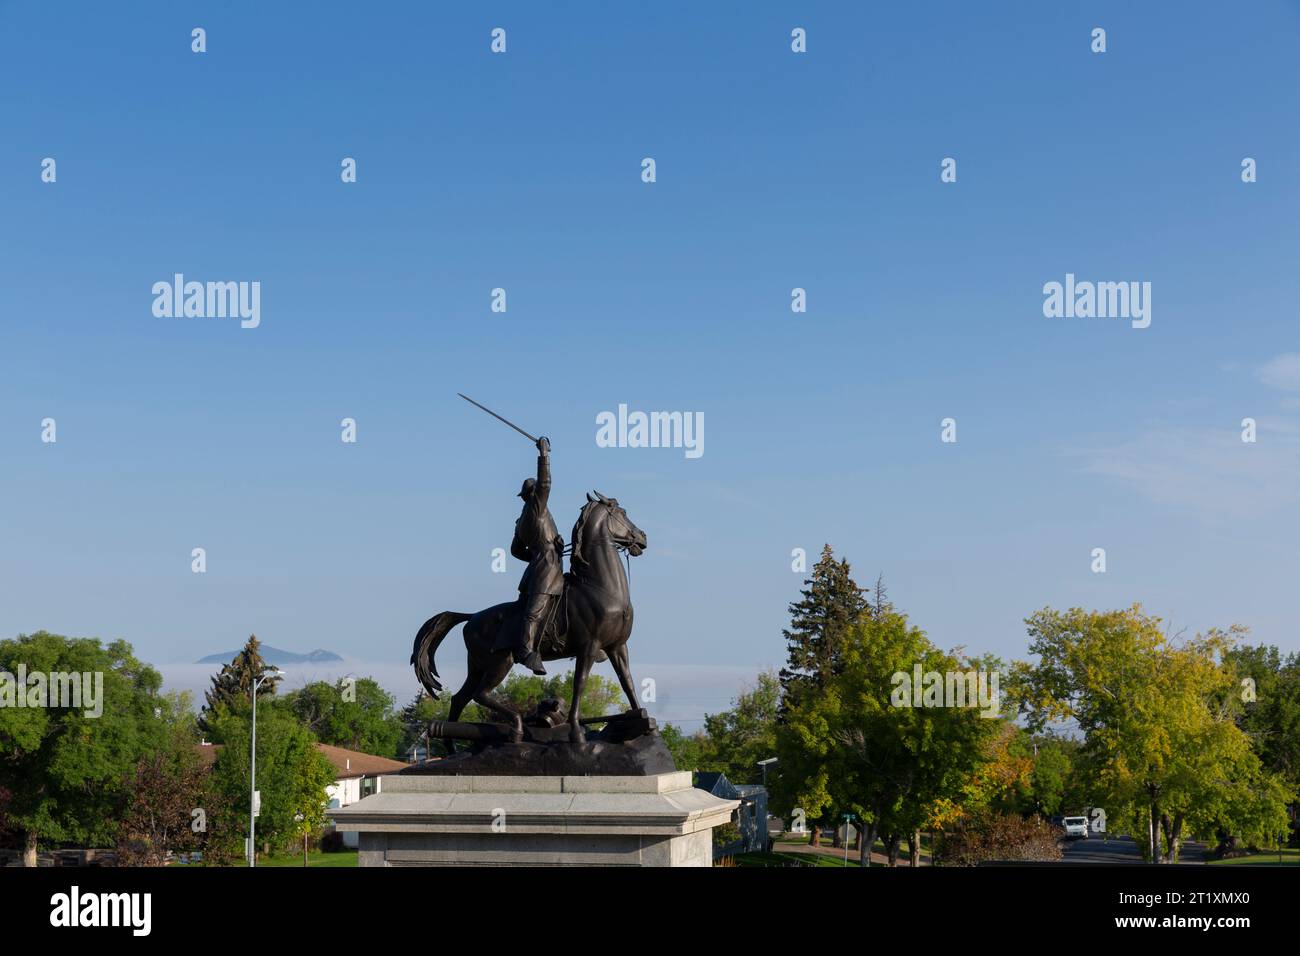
left=571, top=490, right=647, bottom=564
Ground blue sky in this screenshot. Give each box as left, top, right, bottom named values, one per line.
left=2, top=2, right=1299, bottom=726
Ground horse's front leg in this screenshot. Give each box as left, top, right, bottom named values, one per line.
left=569, top=650, right=594, bottom=744
left=607, top=642, right=639, bottom=713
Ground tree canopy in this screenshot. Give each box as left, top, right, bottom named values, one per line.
left=0, top=632, right=168, bottom=865
left=286, top=677, right=400, bottom=758
left=1011, top=606, right=1294, bottom=861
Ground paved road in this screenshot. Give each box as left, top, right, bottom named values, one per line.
left=1061, top=834, right=1206, bottom=864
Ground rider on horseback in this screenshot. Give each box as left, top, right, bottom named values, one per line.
left=499, top=435, right=562, bottom=675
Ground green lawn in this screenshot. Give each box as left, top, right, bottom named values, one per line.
left=188, top=848, right=356, bottom=868
left=773, top=831, right=933, bottom=860
left=732, top=850, right=851, bottom=867
left=246, top=849, right=358, bottom=868
left=1206, top=847, right=1300, bottom=866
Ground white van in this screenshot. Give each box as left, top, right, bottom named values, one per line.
left=1062, top=816, right=1089, bottom=839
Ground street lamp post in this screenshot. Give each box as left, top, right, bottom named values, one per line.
left=756, top=758, right=777, bottom=849
left=295, top=813, right=307, bottom=868
left=248, top=668, right=284, bottom=867
left=759, top=759, right=774, bottom=848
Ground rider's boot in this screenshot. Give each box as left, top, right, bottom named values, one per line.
left=518, top=648, right=546, bottom=676
left=516, top=616, right=547, bottom=676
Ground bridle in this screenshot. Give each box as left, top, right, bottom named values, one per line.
left=568, top=499, right=638, bottom=590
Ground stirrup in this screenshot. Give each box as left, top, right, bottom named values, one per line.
left=518, top=649, right=547, bottom=675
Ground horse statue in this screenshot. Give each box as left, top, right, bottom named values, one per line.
left=410, top=490, right=647, bottom=747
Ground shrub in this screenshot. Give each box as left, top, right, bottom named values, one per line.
left=932, top=813, right=1063, bottom=866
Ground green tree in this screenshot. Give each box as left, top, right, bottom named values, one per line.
left=1225, top=643, right=1300, bottom=846
left=492, top=671, right=624, bottom=719
left=398, top=691, right=458, bottom=760
left=200, top=634, right=281, bottom=737
left=659, top=723, right=707, bottom=772
left=286, top=677, right=401, bottom=757
left=116, top=691, right=235, bottom=865
left=1011, top=606, right=1294, bottom=862
left=775, top=545, right=867, bottom=845
left=0, top=785, right=14, bottom=849
left=779, top=545, right=867, bottom=696
left=207, top=699, right=335, bottom=860
left=1026, top=733, right=1083, bottom=816
left=776, top=610, right=1000, bottom=865
left=0, top=632, right=167, bottom=866
left=697, top=671, right=780, bottom=785
left=398, top=673, right=629, bottom=759
left=932, top=719, right=1033, bottom=825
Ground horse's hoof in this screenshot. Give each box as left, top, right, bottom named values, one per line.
left=569, top=728, right=586, bottom=745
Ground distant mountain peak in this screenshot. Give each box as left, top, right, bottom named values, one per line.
left=196, top=645, right=344, bottom=666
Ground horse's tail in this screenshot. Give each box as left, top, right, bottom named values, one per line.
left=410, top=611, right=471, bottom=699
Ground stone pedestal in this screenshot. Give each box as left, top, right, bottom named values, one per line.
left=327, top=770, right=738, bottom=867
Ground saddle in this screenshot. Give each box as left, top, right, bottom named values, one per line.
left=535, top=581, right=570, bottom=656
left=529, top=574, right=607, bottom=663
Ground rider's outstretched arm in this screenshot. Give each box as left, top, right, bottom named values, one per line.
left=535, top=437, right=551, bottom=510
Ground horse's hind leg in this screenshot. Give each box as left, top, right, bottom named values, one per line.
left=439, top=674, right=477, bottom=756
left=471, top=657, right=524, bottom=742
left=607, top=643, right=639, bottom=713
left=447, top=677, right=474, bottom=723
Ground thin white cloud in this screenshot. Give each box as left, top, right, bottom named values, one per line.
left=1073, top=422, right=1300, bottom=519
left=1257, top=353, right=1300, bottom=391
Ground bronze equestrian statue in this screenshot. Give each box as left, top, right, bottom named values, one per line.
left=411, top=397, right=648, bottom=746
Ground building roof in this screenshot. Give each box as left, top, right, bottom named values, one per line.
left=195, top=741, right=221, bottom=768
left=316, top=743, right=407, bottom=780
left=193, top=741, right=407, bottom=780
left=695, top=772, right=739, bottom=798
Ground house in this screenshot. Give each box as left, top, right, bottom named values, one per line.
left=316, top=744, right=409, bottom=848
left=194, top=740, right=407, bottom=848
left=316, top=743, right=407, bottom=809
left=694, top=772, right=771, bottom=858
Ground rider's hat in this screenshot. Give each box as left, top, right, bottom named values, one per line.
left=518, top=477, right=537, bottom=499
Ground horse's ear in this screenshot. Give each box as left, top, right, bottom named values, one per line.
left=586, top=492, right=596, bottom=503
left=594, top=489, right=609, bottom=502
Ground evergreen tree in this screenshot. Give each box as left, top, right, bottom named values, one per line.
left=779, top=544, right=867, bottom=698
left=775, top=545, right=867, bottom=845
left=200, top=634, right=281, bottom=736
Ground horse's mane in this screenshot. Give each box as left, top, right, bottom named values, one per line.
left=569, top=499, right=601, bottom=570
